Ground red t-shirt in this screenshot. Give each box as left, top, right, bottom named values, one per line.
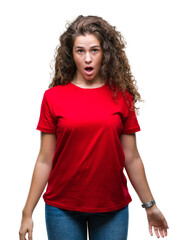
left=36, top=82, right=141, bottom=213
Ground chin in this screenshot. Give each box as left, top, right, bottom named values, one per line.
left=84, top=76, right=97, bottom=81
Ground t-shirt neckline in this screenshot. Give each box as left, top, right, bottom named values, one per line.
left=69, top=82, right=107, bottom=90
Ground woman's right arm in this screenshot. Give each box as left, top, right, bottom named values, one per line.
left=19, top=132, right=56, bottom=240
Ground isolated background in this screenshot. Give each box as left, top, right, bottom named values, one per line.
left=1, top=0, right=187, bottom=239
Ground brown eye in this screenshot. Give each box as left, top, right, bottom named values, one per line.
left=92, top=49, right=98, bottom=53
left=77, top=49, right=84, bottom=53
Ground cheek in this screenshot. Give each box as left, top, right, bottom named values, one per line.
left=73, top=55, right=82, bottom=68
left=97, top=54, right=103, bottom=66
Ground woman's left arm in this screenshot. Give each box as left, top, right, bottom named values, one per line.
left=120, top=133, right=169, bottom=238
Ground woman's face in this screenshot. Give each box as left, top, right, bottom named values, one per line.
left=72, top=33, right=103, bottom=83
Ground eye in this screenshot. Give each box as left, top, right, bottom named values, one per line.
left=92, top=49, right=98, bottom=53
left=77, top=49, right=84, bottom=53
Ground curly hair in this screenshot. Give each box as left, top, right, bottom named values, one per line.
left=48, top=15, right=143, bottom=114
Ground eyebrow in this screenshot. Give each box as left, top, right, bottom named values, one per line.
left=74, top=45, right=101, bottom=49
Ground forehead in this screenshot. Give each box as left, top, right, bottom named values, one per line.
left=73, top=34, right=100, bottom=47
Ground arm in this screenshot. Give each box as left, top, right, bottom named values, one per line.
left=19, top=132, right=56, bottom=240
left=120, top=133, right=169, bottom=238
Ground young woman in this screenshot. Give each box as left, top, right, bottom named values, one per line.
left=19, top=15, right=169, bottom=240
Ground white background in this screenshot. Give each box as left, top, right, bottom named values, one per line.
left=0, top=0, right=187, bottom=239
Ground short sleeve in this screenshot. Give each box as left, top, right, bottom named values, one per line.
left=36, top=91, right=56, bottom=133
left=122, top=92, right=141, bottom=134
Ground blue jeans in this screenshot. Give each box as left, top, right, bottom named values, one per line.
left=45, top=203, right=129, bottom=240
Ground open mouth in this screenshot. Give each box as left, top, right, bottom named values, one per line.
left=85, top=67, right=94, bottom=72
left=84, top=67, right=94, bottom=75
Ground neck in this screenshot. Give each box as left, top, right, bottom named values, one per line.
left=72, top=72, right=105, bottom=86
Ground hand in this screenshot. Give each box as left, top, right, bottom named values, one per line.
left=146, top=205, right=169, bottom=238
left=19, top=214, right=33, bottom=240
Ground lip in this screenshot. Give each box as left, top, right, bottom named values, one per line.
left=85, top=65, right=93, bottom=68
left=84, top=66, right=94, bottom=76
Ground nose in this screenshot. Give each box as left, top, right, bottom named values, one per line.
left=85, top=52, right=92, bottom=63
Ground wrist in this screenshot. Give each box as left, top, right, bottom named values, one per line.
left=145, top=204, right=158, bottom=214
left=22, top=209, right=32, bottom=218
left=141, top=199, right=156, bottom=209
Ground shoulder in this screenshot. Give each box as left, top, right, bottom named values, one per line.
left=124, top=89, right=133, bottom=100
left=44, top=84, right=68, bottom=97
left=45, top=84, right=65, bottom=93
left=121, top=89, right=134, bottom=111
left=116, top=88, right=133, bottom=103
left=41, top=85, right=68, bottom=107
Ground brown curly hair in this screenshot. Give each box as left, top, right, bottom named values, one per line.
left=48, top=15, right=143, bottom=114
